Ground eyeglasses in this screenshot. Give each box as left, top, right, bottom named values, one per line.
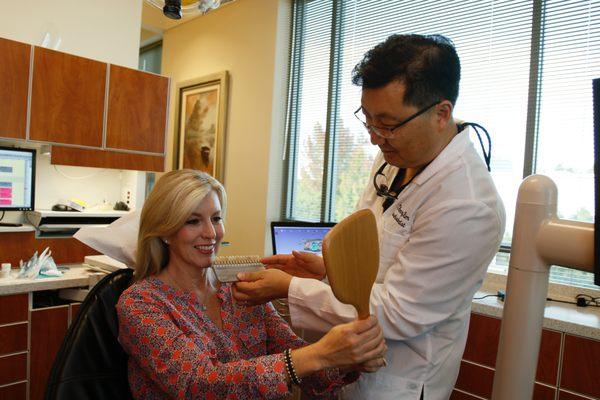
left=354, top=101, right=441, bottom=138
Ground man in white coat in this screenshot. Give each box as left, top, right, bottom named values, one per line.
left=234, top=34, right=505, bottom=400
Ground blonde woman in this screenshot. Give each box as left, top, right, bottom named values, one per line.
left=116, top=170, right=386, bottom=399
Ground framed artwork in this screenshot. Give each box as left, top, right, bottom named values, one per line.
left=174, top=71, right=229, bottom=181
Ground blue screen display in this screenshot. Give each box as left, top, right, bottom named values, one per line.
left=272, top=226, right=334, bottom=255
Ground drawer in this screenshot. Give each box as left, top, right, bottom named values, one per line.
left=0, top=323, right=27, bottom=355
left=560, top=334, right=600, bottom=398
left=0, top=353, right=27, bottom=386
left=0, top=381, right=26, bottom=400
left=0, top=294, right=28, bottom=324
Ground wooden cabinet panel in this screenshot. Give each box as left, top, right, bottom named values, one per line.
left=0, top=382, right=26, bottom=400
left=533, top=384, right=555, bottom=400
left=0, top=294, right=28, bottom=324
left=450, top=390, right=481, bottom=400
left=51, top=145, right=165, bottom=172
left=463, top=313, right=560, bottom=386
left=0, top=323, right=28, bottom=355
left=463, top=313, right=501, bottom=367
left=30, top=306, right=68, bottom=400
left=454, top=360, right=557, bottom=400
left=0, top=353, right=27, bottom=385
left=30, top=47, right=105, bottom=147
left=69, top=303, right=81, bottom=325
left=106, top=65, right=168, bottom=153
left=0, top=231, right=100, bottom=266
left=0, top=37, right=30, bottom=139
left=536, top=329, right=561, bottom=385
left=560, top=334, right=600, bottom=399
left=558, top=390, right=595, bottom=400
left=454, top=361, right=494, bottom=399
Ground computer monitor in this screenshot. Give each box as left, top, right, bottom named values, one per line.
left=0, top=146, right=36, bottom=211
left=593, top=78, right=600, bottom=285
left=271, top=221, right=336, bottom=255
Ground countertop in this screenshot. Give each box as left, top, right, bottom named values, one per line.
left=0, top=224, right=36, bottom=233
left=473, top=273, right=600, bottom=340
left=0, top=264, right=99, bottom=296
left=0, top=265, right=598, bottom=340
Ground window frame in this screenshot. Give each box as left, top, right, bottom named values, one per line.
left=282, top=0, right=597, bottom=288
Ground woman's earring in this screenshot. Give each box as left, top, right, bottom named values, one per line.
left=162, top=238, right=169, bottom=245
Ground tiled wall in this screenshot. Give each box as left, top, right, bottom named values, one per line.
left=452, top=313, right=600, bottom=400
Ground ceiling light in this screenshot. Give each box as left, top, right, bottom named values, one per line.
left=163, top=0, right=182, bottom=19
left=146, top=0, right=234, bottom=20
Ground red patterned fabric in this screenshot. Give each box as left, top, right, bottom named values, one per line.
left=117, top=276, right=356, bottom=399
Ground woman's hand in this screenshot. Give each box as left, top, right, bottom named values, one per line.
left=356, top=357, right=387, bottom=373
left=314, top=315, right=386, bottom=369
left=261, top=251, right=326, bottom=280
left=291, top=316, right=387, bottom=377
left=232, top=269, right=292, bottom=305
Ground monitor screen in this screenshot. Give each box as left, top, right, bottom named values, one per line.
left=271, top=221, right=336, bottom=255
left=594, top=78, right=600, bottom=286
left=0, top=146, right=36, bottom=211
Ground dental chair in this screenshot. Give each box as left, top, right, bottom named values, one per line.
left=44, top=268, right=134, bottom=400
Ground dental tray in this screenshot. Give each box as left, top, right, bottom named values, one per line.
left=211, top=255, right=265, bottom=283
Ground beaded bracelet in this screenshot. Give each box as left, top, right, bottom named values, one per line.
left=284, top=348, right=302, bottom=385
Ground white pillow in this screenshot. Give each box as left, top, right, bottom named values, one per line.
left=74, top=211, right=140, bottom=266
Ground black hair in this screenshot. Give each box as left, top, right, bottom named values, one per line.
left=351, top=34, right=461, bottom=107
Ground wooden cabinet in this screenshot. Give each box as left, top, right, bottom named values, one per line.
left=51, top=145, right=165, bottom=172
left=30, top=306, right=69, bottom=400
left=0, top=353, right=27, bottom=386
left=0, top=37, right=30, bottom=140
left=0, top=35, right=170, bottom=172
left=0, top=293, right=80, bottom=400
left=30, top=46, right=106, bottom=147
left=106, top=65, right=168, bottom=154
left=0, top=294, right=28, bottom=325
left=456, top=313, right=600, bottom=400
left=0, top=323, right=27, bottom=354
left=0, top=382, right=26, bottom=400
left=0, top=294, right=28, bottom=400
left=560, top=334, right=600, bottom=399
left=0, top=231, right=100, bottom=267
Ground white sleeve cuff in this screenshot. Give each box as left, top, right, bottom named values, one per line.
left=288, top=277, right=357, bottom=332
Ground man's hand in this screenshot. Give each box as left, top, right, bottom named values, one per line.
left=232, top=269, right=293, bottom=305
left=260, top=250, right=326, bottom=280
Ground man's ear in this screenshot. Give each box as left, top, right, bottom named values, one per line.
left=436, top=100, right=454, bottom=126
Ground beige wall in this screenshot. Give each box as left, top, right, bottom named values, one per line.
left=162, top=0, right=290, bottom=256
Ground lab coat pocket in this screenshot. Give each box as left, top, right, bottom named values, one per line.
left=379, top=223, right=410, bottom=270
left=347, top=371, right=423, bottom=400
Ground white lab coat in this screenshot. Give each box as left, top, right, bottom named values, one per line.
left=288, top=129, right=506, bottom=400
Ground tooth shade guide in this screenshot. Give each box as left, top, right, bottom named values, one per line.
left=211, top=255, right=264, bottom=282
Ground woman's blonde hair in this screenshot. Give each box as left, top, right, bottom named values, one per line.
left=134, top=169, right=226, bottom=281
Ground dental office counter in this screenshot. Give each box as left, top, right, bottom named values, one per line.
left=0, top=225, right=36, bottom=233
left=452, top=274, right=600, bottom=400
left=1, top=266, right=598, bottom=400
left=0, top=265, right=100, bottom=400
left=0, top=264, right=94, bottom=296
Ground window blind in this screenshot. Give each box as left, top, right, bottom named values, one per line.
left=285, top=0, right=600, bottom=288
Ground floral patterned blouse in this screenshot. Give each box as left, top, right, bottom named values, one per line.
left=116, top=276, right=357, bottom=399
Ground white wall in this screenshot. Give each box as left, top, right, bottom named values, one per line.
left=0, top=0, right=142, bottom=67
left=161, top=0, right=291, bottom=256
left=0, top=0, right=145, bottom=222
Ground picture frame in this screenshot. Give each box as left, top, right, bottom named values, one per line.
left=174, top=71, right=229, bottom=182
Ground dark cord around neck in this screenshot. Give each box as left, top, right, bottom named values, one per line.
left=458, top=122, right=492, bottom=171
